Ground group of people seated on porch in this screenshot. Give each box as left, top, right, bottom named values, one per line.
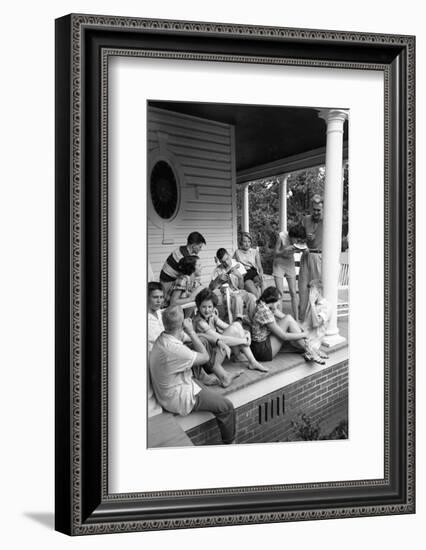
left=148, top=196, right=331, bottom=443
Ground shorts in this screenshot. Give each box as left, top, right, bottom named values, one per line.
left=243, top=267, right=260, bottom=282
left=250, top=338, right=273, bottom=362
left=272, top=257, right=296, bottom=279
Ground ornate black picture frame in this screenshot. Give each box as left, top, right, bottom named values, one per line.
left=55, top=14, right=415, bottom=535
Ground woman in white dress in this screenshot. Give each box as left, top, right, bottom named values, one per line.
left=233, top=232, right=264, bottom=298
left=302, top=279, right=331, bottom=364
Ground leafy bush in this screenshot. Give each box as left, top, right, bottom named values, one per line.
left=290, top=413, right=348, bottom=441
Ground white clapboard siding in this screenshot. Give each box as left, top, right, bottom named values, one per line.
left=148, top=107, right=237, bottom=286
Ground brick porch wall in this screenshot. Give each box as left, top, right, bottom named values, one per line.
left=187, top=360, right=348, bottom=445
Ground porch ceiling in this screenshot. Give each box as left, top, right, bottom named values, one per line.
left=148, top=101, right=348, bottom=173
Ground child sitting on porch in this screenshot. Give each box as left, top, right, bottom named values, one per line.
left=301, top=279, right=331, bottom=364
left=233, top=232, right=265, bottom=298
left=250, top=286, right=312, bottom=362
left=165, top=255, right=205, bottom=308
left=209, top=247, right=256, bottom=323
left=148, top=281, right=165, bottom=353
left=149, top=305, right=236, bottom=444
left=193, top=289, right=269, bottom=377
left=147, top=281, right=165, bottom=417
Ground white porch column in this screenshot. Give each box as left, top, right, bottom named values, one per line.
left=279, top=175, right=289, bottom=232
left=242, top=182, right=250, bottom=233
left=319, top=109, right=348, bottom=347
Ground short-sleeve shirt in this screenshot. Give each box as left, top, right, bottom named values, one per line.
left=192, top=311, right=218, bottom=335
left=211, top=259, right=246, bottom=292
left=275, top=231, right=293, bottom=259
left=164, top=274, right=199, bottom=306
left=233, top=248, right=257, bottom=270
left=251, top=301, right=275, bottom=342
left=148, top=311, right=164, bottom=353
left=149, top=332, right=201, bottom=416
left=159, top=245, right=191, bottom=283
left=273, top=230, right=295, bottom=270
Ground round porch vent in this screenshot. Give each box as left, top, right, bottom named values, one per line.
left=150, top=160, right=179, bottom=220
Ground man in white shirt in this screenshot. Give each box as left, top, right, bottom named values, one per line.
left=147, top=281, right=166, bottom=417
left=148, top=282, right=165, bottom=353
left=209, top=248, right=256, bottom=321
left=149, top=305, right=235, bottom=444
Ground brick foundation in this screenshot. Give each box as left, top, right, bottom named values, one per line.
left=187, top=360, right=348, bottom=445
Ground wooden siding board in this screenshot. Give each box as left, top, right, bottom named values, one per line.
left=184, top=204, right=232, bottom=213
left=150, top=134, right=231, bottom=154
left=149, top=124, right=231, bottom=146
left=230, top=126, right=238, bottom=252
left=183, top=167, right=232, bottom=179
left=186, top=195, right=232, bottom=205
left=185, top=176, right=231, bottom=188
left=180, top=158, right=232, bottom=171
left=150, top=106, right=232, bottom=133
left=148, top=107, right=236, bottom=285
left=168, top=147, right=231, bottom=164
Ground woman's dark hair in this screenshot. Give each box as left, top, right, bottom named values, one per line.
left=177, top=255, right=200, bottom=276
left=147, top=281, right=163, bottom=296
left=216, top=247, right=228, bottom=261
left=288, top=223, right=307, bottom=240
left=195, top=288, right=218, bottom=310
left=187, top=231, right=206, bottom=245
left=259, top=286, right=280, bottom=304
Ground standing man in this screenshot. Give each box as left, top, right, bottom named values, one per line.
left=159, top=232, right=207, bottom=295
left=299, top=195, right=323, bottom=321
left=149, top=306, right=236, bottom=444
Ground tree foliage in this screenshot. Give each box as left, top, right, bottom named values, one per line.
left=236, top=166, right=349, bottom=274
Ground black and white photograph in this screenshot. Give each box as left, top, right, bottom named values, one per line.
left=147, top=100, right=349, bottom=447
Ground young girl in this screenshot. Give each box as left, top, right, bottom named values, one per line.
left=302, top=280, right=330, bottom=364
left=272, top=223, right=307, bottom=321
left=167, top=255, right=204, bottom=307
left=233, top=232, right=264, bottom=298
left=250, top=287, right=312, bottom=362
left=193, top=289, right=268, bottom=387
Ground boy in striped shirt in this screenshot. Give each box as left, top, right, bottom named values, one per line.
left=159, top=232, right=207, bottom=294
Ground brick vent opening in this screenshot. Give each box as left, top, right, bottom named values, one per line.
left=258, top=394, right=285, bottom=424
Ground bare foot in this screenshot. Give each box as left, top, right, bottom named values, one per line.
left=232, top=352, right=248, bottom=363
left=248, top=361, right=269, bottom=373
left=203, top=374, right=220, bottom=386
left=220, top=370, right=243, bottom=388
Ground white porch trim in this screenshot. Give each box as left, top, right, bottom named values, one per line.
left=319, top=109, right=349, bottom=346
left=241, top=182, right=250, bottom=232
left=279, top=175, right=289, bottom=232
left=236, top=143, right=348, bottom=185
